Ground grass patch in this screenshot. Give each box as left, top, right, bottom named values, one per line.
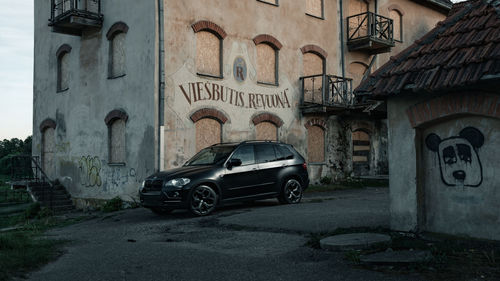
left=306, top=178, right=388, bottom=193
left=0, top=203, right=93, bottom=281
left=0, top=232, right=66, bottom=281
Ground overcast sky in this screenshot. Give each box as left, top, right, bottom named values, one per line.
left=0, top=0, right=467, bottom=141
left=0, top=0, right=33, bottom=141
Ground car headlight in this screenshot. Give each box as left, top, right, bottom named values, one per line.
left=165, top=178, right=191, bottom=188
left=139, top=180, right=145, bottom=192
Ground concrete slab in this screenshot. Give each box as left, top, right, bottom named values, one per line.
left=360, top=250, right=433, bottom=265
left=320, top=233, right=391, bottom=251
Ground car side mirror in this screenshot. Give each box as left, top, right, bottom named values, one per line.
left=226, top=158, right=242, bottom=169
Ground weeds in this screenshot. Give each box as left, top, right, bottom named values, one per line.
left=101, top=196, right=123, bottom=213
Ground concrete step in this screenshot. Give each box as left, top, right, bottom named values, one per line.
left=320, top=233, right=392, bottom=251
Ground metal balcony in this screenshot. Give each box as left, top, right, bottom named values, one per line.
left=299, top=74, right=355, bottom=115
left=49, top=0, right=103, bottom=36
left=347, top=12, right=394, bottom=54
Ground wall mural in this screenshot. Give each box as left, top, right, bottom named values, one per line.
left=425, top=127, right=484, bottom=187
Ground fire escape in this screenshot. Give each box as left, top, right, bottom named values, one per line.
left=49, top=0, right=103, bottom=36
left=299, top=11, right=394, bottom=118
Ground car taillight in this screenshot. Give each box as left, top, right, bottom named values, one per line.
left=302, top=163, right=307, bottom=170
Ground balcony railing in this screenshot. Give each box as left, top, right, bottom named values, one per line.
left=300, top=74, right=354, bottom=109
left=49, top=0, right=103, bottom=35
left=347, top=12, right=394, bottom=54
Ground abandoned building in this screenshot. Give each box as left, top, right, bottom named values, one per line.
left=356, top=0, right=500, bottom=240
left=33, top=0, right=451, bottom=207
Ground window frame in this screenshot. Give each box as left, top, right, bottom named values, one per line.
left=195, top=30, right=224, bottom=79
left=105, top=109, right=129, bottom=166
left=56, top=44, right=72, bottom=93
left=388, top=6, right=404, bottom=43
left=256, top=43, right=279, bottom=86
left=106, top=22, right=129, bottom=80
left=305, top=0, right=325, bottom=20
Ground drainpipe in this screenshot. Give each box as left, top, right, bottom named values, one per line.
left=339, top=0, right=346, bottom=79
left=157, top=0, right=165, bottom=172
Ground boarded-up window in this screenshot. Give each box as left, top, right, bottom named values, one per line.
left=352, top=130, right=370, bottom=162
left=42, top=128, right=55, bottom=178
left=257, top=43, right=277, bottom=84
left=389, top=10, right=403, bottom=41
left=256, top=122, right=277, bottom=141
left=58, top=52, right=69, bottom=91
left=348, top=0, right=369, bottom=38
left=348, top=62, right=368, bottom=89
left=195, top=118, right=221, bottom=152
left=307, top=125, right=325, bottom=163
left=306, top=0, right=323, bottom=18
left=110, top=119, right=126, bottom=163
left=110, top=32, right=126, bottom=78
left=196, top=31, right=221, bottom=77
left=303, top=52, right=324, bottom=103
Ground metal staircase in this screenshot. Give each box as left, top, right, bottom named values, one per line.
left=10, top=156, right=75, bottom=214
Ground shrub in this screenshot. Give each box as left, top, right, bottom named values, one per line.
left=101, top=196, right=123, bottom=213
left=319, top=176, right=332, bottom=185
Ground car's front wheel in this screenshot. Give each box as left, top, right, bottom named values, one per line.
left=278, top=178, right=303, bottom=204
left=189, top=185, right=218, bottom=216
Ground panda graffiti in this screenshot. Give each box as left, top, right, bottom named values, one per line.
left=425, top=127, right=484, bottom=187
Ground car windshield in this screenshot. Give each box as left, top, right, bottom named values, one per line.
left=185, top=145, right=236, bottom=166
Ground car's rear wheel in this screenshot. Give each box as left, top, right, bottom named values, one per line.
left=278, top=178, right=303, bottom=204
left=189, top=185, right=218, bottom=216
left=150, top=207, right=173, bottom=215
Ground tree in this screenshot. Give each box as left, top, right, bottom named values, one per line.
left=0, top=136, right=32, bottom=175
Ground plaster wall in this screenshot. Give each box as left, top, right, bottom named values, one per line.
left=162, top=0, right=341, bottom=170
left=33, top=0, right=157, bottom=204
left=388, top=94, right=500, bottom=240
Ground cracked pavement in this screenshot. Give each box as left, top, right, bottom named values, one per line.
left=23, top=188, right=427, bottom=281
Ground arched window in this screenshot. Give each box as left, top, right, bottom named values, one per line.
left=192, top=21, right=227, bottom=78
left=307, top=125, right=325, bottom=163
left=301, top=46, right=326, bottom=103
left=252, top=112, right=283, bottom=141
left=388, top=7, right=404, bottom=42
left=56, top=44, right=71, bottom=92
left=306, top=0, right=324, bottom=19
left=40, top=118, right=56, bottom=178
left=190, top=108, right=228, bottom=152
left=105, top=109, right=128, bottom=164
left=253, top=34, right=282, bottom=85
left=107, top=22, right=129, bottom=79
left=348, top=62, right=369, bottom=88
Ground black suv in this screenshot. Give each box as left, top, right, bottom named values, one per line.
left=139, top=141, right=309, bottom=216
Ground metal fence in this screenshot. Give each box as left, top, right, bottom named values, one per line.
left=347, top=12, right=394, bottom=43
left=51, top=0, right=102, bottom=21
left=300, top=74, right=354, bottom=107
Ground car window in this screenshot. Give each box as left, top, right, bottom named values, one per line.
left=255, top=143, right=277, bottom=163
left=185, top=146, right=235, bottom=166
left=230, top=145, right=255, bottom=166
left=275, top=144, right=294, bottom=160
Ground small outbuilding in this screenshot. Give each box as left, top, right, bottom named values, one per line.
left=356, top=0, right=500, bottom=240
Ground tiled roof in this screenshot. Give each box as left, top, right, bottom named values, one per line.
left=355, top=0, right=500, bottom=98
